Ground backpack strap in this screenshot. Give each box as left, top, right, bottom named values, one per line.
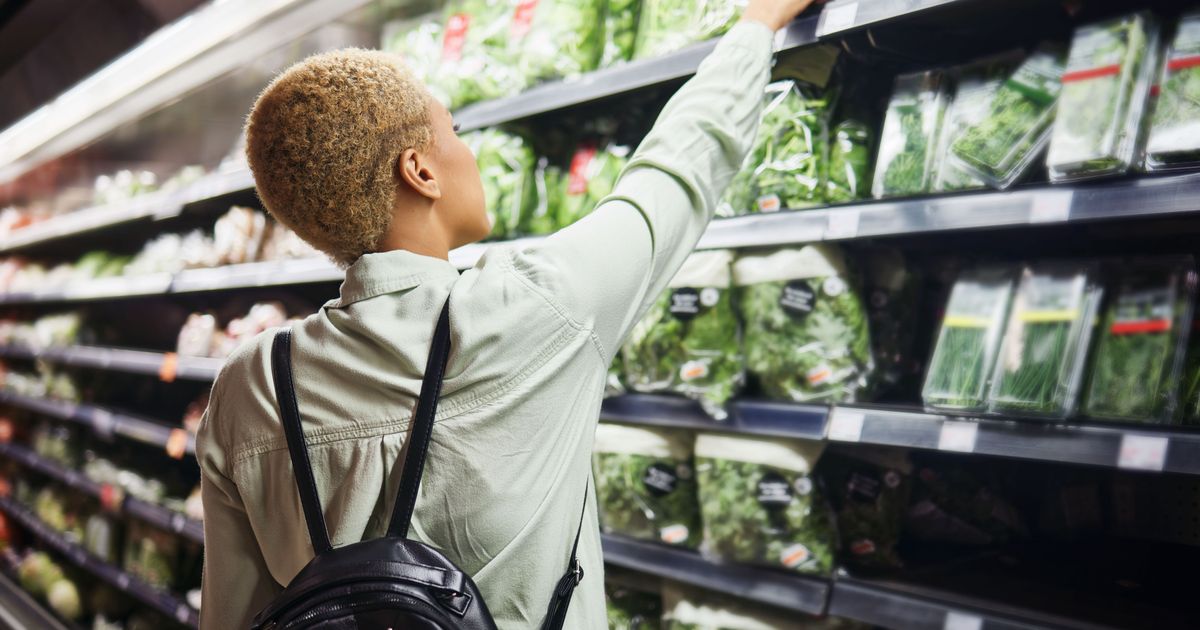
left=541, top=483, right=588, bottom=630
left=271, top=328, right=334, bottom=556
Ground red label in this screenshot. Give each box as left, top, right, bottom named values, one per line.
left=510, top=0, right=539, bottom=40
left=1111, top=319, right=1172, bottom=335
left=567, top=146, right=598, bottom=195
left=442, top=13, right=470, bottom=62
left=100, top=484, right=123, bottom=512
left=850, top=539, right=877, bottom=556
left=1061, top=64, right=1121, bottom=83
left=1150, top=84, right=1161, bottom=97
left=1167, top=55, right=1200, bottom=73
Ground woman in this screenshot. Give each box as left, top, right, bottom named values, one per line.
left=198, top=0, right=813, bottom=627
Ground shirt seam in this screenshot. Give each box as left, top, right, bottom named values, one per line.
left=500, top=251, right=608, bottom=362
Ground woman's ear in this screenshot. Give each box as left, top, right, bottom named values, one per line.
left=396, top=148, right=442, bottom=201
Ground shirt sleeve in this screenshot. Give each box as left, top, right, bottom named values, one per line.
left=507, top=20, right=774, bottom=363
left=197, top=389, right=280, bottom=629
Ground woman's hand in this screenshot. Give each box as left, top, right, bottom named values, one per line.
left=741, top=0, right=817, bottom=31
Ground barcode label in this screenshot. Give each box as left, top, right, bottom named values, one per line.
left=938, top=421, right=978, bottom=453
left=827, top=411, right=865, bottom=442
left=1118, top=434, right=1168, bottom=471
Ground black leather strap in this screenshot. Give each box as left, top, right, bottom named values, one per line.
left=387, top=298, right=453, bottom=539
left=541, top=484, right=588, bottom=630
left=271, top=328, right=334, bottom=556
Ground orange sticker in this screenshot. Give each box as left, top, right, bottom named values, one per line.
left=166, top=428, right=188, bottom=460
left=159, top=352, right=179, bottom=383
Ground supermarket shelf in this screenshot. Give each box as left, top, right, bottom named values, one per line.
left=816, top=0, right=961, bottom=37
left=600, top=534, right=830, bottom=616
left=0, top=443, right=203, bottom=545
left=600, top=394, right=827, bottom=440
left=0, top=344, right=222, bottom=382
left=0, top=571, right=72, bottom=630
left=0, top=497, right=198, bottom=628
left=0, top=391, right=194, bottom=456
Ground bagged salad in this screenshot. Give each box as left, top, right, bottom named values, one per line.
left=593, top=423, right=702, bottom=548
left=988, top=263, right=1104, bottom=418
left=511, top=0, right=606, bottom=85
left=1047, top=12, right=1160, bottom=182
left=722, top=80, right=830, bottom=216
left=826, top=119, right=872, bottom=203
left=433, top=0, right=522, bottom=108
left=735, top=246, right=872, bottom=404
left=634, top=0, right=745, bottom=60
left=602, top=0, right=642, bottom=66
left=818, top=446, right=911, bottom=570
left=922, top=267, right=1017, bottom=412
left=381, top=11, right=449, bottom=104
left=872, top=71, right=947, bottom=198
left=556, top=142, right=630, bottom=228
left=1146, top=11, right=1200, bottom=171
left=465, top=129, right=537, bottom=240
left=1083, top=257, right=1196, bottom=422
left=935, top=53, right=1022, bottom=192
left=950, top=45, right=1066, bottom=188
left=695, top=433, right=836, bottom=576
left=622, top=250, right=742, bottom=418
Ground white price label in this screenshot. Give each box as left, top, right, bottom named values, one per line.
left=1029, top=191, right=1072, bottom=224
left=117, top=573, right=131, bottom=590
left=827, top=411, right=865, bottom=442
left=176, top=604, right=193, bottom=622
left=172, top=513, right=187, bottom=533
left=1118, top=434, right=1169, bottom=471
left=825, top=209, right=860, bottom=240
left=821, top=2, right=859, bottom=34
left=944, top=611, right=983, bottom=630
left=938, top=421, right=978, bottom=453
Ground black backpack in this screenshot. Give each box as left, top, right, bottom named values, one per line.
left=251, top=300, right=585, bottom=629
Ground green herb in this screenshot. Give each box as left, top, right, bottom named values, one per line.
left=556, top=143, right=629, bottom=228
left=634, top=0, right=744, bottom=60
left=873, top=71, right=946, bottom=198
left=435, top=0, right=524, bottom=108
left=1146, top=12, right=1200, bottom=170
left=923, top=268, right=1015, bottom=411
left=514, top=0, right=606, bottom=84
left=826, top=120, right=871, bottom=203
left=602, top=0, right=642, bottom=66
left=818, top=447, right=911, bottom=570
left=465, top=129, right=537, bottom=240
left=381, top=15, right=448, bottom=104
left=522, top=161, right=563, bottom=236
left=1180, top=318, right=1200, bottom=425
left=935, top=54, right=1021, bottom=192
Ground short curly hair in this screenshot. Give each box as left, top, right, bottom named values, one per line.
left=246, top=48, right=433, bottom=267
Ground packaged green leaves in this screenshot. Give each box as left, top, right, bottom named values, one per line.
left=949, top=45, right=1065, bottom=189
left=935, top=53, right=1022, bottom=192
left=1048, top=12, right=1160, bottom=182
left=634, top=0, right=745, bottom=60
left=465, top=129, right=537, bottom=240
left=557, top=142, right=630, bottom=228
left=695, top=433, right=836, bottom=576
left=521, top=159, right=562, bottom=235
left=818, top=446, right=911, bottom=570
left=988, top=263, right=1104, bottom=417
left=734, top=246, right=872, bottom=404
left=381, top=14, right=448, bottom=104
left=922, top=267, right=1016, bottom=412
left=1083, top=258, right=1197, bottom=422
left=826, top=120, right=872, bottom=203
left=602, top=0, right=642, bottom=67
left=872, top=71, right=947, bottom=198
left=593, top=424, right=702, bottom=548
left=434, top=0, right=522, bottom=109
left=512, top=0, right=606, bottom=85
left=622, top=250, right=742, bottom=418
left=1146, top=12, right=1200, bottom=171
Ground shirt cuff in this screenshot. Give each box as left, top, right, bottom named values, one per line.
left=721, top=19, right=776, bottom=55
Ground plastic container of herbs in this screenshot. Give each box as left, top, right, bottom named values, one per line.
left=1082, top=257, right=1197, bottom=423
left=734, top=245, right=872, bottom=404
left=934, top=52, right=1023, bottom=192
left=949, top=44, right=1066, bottom=189
left=826, top=119, right=873, bottom=203
left=987, top=263, right=1104, bottom=418
left=622, top=250, right=742, bottom=419
left=593, top=423, right=703, bottom=548
left=922, top=266, right=1016, bottom=412
left=695, top=433, right=836, bottom=576
left=872, top=71, right=947, bottom=198
left=1047, top=12, right=1161, bottom=182
left=1146, top=11, right=1200, bottom=171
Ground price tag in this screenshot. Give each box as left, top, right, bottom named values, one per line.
left=944, top=611, right=983, bottom=630
left=166, top=429, right=189, bottom=460
left=1118, top=434, right=1168, bottom=471
left=827, top=411, right=865, bottom=442
left=91, top=409, right=116, bottom=440
left=117, top=573, right=131, bottom=590
left=1029, top=191, right=1072, bottom=224
left=824, top=209, right=860, bottom=240
left=177, top=604, right=193, bottom=623
left=159, top=352, right=179, bottom=383
left=820, top=2, right=859, bottom=34
left=938, top=421, right=978, bottom=453
left=171, top=512, right=187, bottom=533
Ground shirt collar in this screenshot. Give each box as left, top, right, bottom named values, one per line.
left=332, top=249, right=460, bottom=307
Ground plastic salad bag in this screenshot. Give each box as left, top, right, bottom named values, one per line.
left=818, top=446, right=911, bottom=570
left=695, top=433, right=836, bottom=576
left=557, top=142, right=629, bottom=228
left=922, top=267, right=1016, bottom=412
left=988, top=263, right=1104, bottom=418
left=512, top=0, right=606, bottom=85
left=622, top=250, right=742, bottom=418
left=521, top=159, right=562, bottom=235
left=465, top=129, right=537, bottom=240
left=602, top=0, right=642, bottom=66
left=950, top=45, right=1066, bottom=189
left=1083, top=257, right=1196, bottom=422
left=1047, top=12, right=1160, bottom=182
left=1146, top=11, right=1200, bottom=171
left=593, top=423, right=702, bottom=548
left=722, top=80, right=830, bottom=216
left=826, top=119, right=872, bottom=203
left=434, top=0, right=522, bottom=108
left=381, top=11, right=448, bottom=104
left=734, top=246, right=872, bottom=404
left=634, top=0, right=745, bottom=60
left=935, top=53, right=1022, bottom=192
left=872, top=71, right=947, bottom=198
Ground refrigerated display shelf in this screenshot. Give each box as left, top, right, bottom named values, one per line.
left=816, top=0, right=962, bottom=36
left=0, top=497, right=199, bottom=628
left=0, top=344, right=221, bottom=382
left=0, top=391, right=194, bottom=456
left=0, top=571, right=73, bottom=630
left=600, top=393, right=827, bottom=440
left=0, top=443, right=203, bottom=545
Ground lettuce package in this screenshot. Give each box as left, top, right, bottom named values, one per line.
left=622, top=250, right=742, bottom=418
left=1047, top=12, right=1160, bottom=182
left=819, top=447, right=911, bottom=570
left=722, top=80, right=830, bottom=215
left=950, top=45, right=1065, bottom=188
left=826, top=119, right=872, bottom=203
left=381, top=12, right=449, bottom=105
left=606, top=579, right=662, bottom=629
left=1083, top=257, right=1196, bottom=423
left=594, top=423, right=702, bottom=548
left=1146, top=11, right=1200, bottom=171
left=872, top=71, right=947, bottom=198
left=512, top=0, right=606, bottom=85
left=434, top=0, right=522, bottom=108
left=906, top=460, right=1026, bottom=546
left=521, top=159, right=562, bottom=235
left=602, top=0, right=642, bottom=66
left=935, top=53, right=1022, bottom=191
left=634, top=0, right=745, bottom=60
left=465, top=129, right=537, bottom=240
left=556, top=142, right=630, bottom=228
left=695, top=433, right=836, bottom=576
left=735, top=246, right=872, bottom=404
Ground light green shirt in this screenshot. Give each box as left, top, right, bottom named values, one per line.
left=198, top=21, right=772, bottom=629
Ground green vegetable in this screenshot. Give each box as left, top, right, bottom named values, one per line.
left=622, top=250, right=741, bottom=418
left=18, top=552, right=63, bottom=597
left=434, top=0, right=523, bottom=108
left=695, top=433, right=836, bottom=576
left=593, top=424, right=702, bottom=548
left=606, top=581, right=662, bottom=629
left=826, top=119, right=871, bottom=203
left=556, top=142, right=629, bottom=229
left=634, top=0, right=744, bottom=60
left=1048, top=12, right=1159, bottom=181
left=935, top=53, right=1021, bottom=192
left=950, top=45, right=1065, bottom=188
left=735, top=246, right=872, bottom=404
left=602, top=0, right=642, bottom=66
left=124, top=520, right=178, bottom=589
left=1083, top=258, right=1196, bottom=422
left=514, top=0, right=606, bottom=84
left=465, top=129, right=537, bottom=240
left=818, top=447, right=911, bottom=570
left=47, top=579, right=82, bottom=621
left=922, top=267, right=1016, bottom=411
left=873, top=71, right=947, bottom=198
left=522, top=160, right=563, bottom=236
left=1181, top=316, right=1200, bottom=425
left=988, top=264, right=1103, bottom=417
left=1146, top=12, right=1200, bottom=170
left=382, top=14, right=451, bottom=106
